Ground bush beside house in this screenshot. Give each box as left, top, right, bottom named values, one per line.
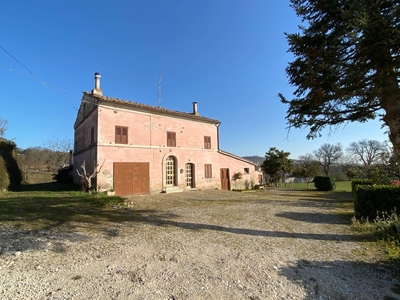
left=0, top=156, right=10, bottom=191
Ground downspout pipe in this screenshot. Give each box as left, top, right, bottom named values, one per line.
left=216, top=122, right=221, bottom=150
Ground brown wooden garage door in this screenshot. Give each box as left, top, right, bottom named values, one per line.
left=113, top=162, right=150, bottom=196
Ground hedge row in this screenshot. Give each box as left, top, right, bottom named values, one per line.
left=0, top=139, right=22, bottom=189
left=354, top=184, right=400, bottom=220
left=0, top=156, right=10, bottom=191
left=351, top=179, right=374, bottom=195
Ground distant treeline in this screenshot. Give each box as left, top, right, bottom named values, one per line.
left=0, top=137, right=71, bottom=189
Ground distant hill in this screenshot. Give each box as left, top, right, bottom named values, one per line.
left=242, top=156, right=264, bottom=164
left=243, top=156, right=300, bottom=164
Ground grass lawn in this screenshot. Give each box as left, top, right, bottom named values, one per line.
left=288, top=180, right=352, bottom=192
left=0, top=182, right=125, bottom=231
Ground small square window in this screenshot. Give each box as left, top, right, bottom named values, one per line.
left=244, top=168, right=249, bottom=174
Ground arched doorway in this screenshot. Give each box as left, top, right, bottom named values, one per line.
left=165, top=156, right=177, bottom=186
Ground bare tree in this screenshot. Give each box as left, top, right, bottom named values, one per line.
left=43, top=136, right=72, bottom=168
left=76, top=160, right=105, bottom=192
left=379, top=141, right=394, bottom=164
left=338, top=154, right=356, bottom=166
left=0, top=116, right=8, bottom=138
left=314, top=143, right=343, bottom=176
left=17, top=147, right=49, bottom=171
left=347, top=139, right=386, bottom=166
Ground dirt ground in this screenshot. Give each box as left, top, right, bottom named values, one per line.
left=1, top=189, right=399, bottom=299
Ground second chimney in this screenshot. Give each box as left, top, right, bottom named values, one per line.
left=193, top=102, right=199, bottom=116
left=92, top=72, right=103, bottom=96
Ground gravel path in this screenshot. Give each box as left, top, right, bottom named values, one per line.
left=1, top=189, right=399, bottom=299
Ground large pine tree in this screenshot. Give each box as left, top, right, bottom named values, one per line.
left=279, top=0, right=400, bottom=165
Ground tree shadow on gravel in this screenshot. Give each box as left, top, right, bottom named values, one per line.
left=275, top=212, right=351, bottom=225
left=124, top=212, right=368, bottom=242
left=279, top=258, right=400, bottom=300
left=188, top=196, right=352, bottom=213
left=0, top=189, right=362, bottom=256
left=268, top=191, right=352, bottom=205
left=0, top=224, right=90, bottom=255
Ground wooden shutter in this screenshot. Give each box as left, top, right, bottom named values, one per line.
left=205, top=164, right=212, bottom=178
left=115, top=127, right=121, bottom=143
left=115, top=126, right=128, bottom=144
left=167, top=131, right=176, bottom=147
left=204, top=136, right=211, bottom=149
left=121, top=127, right=128, bottom=144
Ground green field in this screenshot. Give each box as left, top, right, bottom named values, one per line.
left=288, top=180, right=352, bottom=192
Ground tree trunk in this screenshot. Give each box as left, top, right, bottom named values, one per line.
left=76, top=160, right=104, bottom=192
left=381, top=75, right=400, bottom=173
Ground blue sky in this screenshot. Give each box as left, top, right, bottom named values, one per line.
left=0, top=0, right=388, bottom=159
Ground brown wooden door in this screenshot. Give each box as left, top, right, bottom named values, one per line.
left=220, top=168, right=230, bottom=190
left=113, top=162, right=150, bottom=196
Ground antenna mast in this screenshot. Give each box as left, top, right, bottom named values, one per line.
left=157, top=73, right=163, bottom=107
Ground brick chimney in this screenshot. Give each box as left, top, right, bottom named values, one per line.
left=92, top=72, right=103, bottom=96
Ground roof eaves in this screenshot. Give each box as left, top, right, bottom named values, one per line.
left=84, top=92, right=220, bottom=124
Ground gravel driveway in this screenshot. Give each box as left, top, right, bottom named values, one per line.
left=1, top=189, right=399, bottom=299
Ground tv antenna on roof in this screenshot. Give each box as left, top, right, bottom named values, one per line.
left=157, top=73, right=163, bottom=107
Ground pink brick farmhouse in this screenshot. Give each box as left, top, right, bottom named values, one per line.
left=73, top=73, right=262, bottom=196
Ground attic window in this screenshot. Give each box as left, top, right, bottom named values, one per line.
left=115, top=126, right=128, bottom=144
left=244, top=168, right=249, bottom=174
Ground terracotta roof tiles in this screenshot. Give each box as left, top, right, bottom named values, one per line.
left=85, top=92, right=220, bottom=124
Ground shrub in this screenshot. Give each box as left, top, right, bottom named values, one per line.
left=354, top=185, right=400, bottom=220
left=351, top=179, right=374, bottom=195
left=390, top=179, right=400, bottom=186
left=0, top=139, right=22, bottom=188
left=53, top=166, right=73, bottom=183
left=352, top=211, right=400, bottom=261
left=313, top=176, right=335, bottom=191
left=0, top=156, right=10, bottom=190
left=233, top=172, right=243, bottom=180
left=347, top=163, right=399, bottom=185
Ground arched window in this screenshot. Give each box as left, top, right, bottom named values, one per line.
left=165, top=156, right=176, bottom=186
